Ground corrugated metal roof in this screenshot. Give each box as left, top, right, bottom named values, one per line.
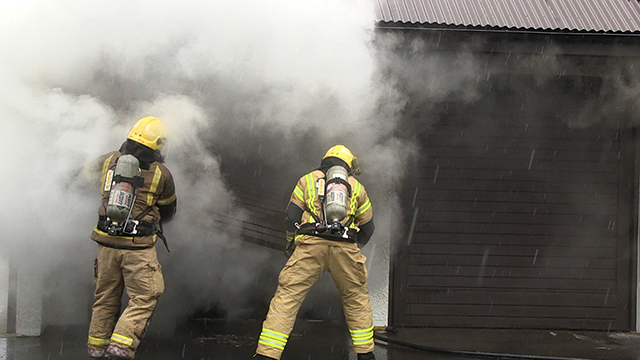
left=375, top=0, right=640, bottom=33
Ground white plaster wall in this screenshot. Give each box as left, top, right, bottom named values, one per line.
left=365, top=205, right=392, bottom=327
left=366, top=236, right=390, bottom=326
left=637, top=180, right=640, bottom=332
left=0, top=257, right=7, bottom=333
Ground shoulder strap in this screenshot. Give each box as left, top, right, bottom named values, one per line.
left=135, top=206, right=153, bottom=221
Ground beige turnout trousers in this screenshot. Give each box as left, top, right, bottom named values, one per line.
left=88, top=244, right=164, bottom=358
left=256, top=240, right=374, bottom=359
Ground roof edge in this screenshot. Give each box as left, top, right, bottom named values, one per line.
left=375, top=21, right=640, bottom=37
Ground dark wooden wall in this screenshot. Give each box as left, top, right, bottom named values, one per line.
left=391, top=71, right=635, bottom=330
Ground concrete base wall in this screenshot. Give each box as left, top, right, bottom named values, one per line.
left=0, top=256, right=42, bottom=336
left=15, top=266, right=43, bottom=336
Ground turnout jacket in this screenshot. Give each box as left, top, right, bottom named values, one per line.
left=287, top=169, right=374, bottom=247
left=91, top=150, right=176, bottom=249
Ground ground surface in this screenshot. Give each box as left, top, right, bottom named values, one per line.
left=2, top=319, right=640, bottom=360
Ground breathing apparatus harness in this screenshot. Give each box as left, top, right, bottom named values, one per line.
left=98, top=209, right=155, bottom=237
left=296, top=165, right=357, bottom=243
left=97, top=152, right=170, bottom=251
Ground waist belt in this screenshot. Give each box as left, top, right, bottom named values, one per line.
left=97, top=215, right=157, bottom=237
left=296, top=222, right=357, bottom=243
left=95, top=241, right=153, bottom=250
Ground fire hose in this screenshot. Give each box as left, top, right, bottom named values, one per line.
left=373, top=328, right=596, bottom=360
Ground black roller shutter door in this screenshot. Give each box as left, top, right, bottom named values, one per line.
left=392, top=77, right=633, bottom=330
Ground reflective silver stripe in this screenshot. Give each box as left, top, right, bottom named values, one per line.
left=157, top=193, right=176, bottom=205
left=259, top=328, right=288, bottom=350
left=258, top=339, right=285, bottom=350
left=88, top=335, right=110, bottom=346
left=355, top=198, right=371, bottom=216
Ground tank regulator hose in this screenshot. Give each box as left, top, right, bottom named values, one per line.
left=373, top=330, right=596, bottom=360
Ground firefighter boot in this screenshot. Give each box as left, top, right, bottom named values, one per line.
left=105, top=345, right=132, bottom=360
left=357, top=352, right=376, bottom=360
left=254, top=355, right=276, bottom=360
left=88, top=347, right=106, bottom=359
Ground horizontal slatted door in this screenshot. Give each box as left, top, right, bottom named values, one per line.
left=393, top=113, right=631, bottom=330
left=223, top=171, right=290, bottom=250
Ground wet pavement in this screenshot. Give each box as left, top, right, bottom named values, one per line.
left=380, top=327, right=640, bottom=360
left=2, top=319, right=640, bottom=360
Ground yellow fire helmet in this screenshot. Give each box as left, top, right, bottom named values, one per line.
left=127, top=116, right=167, bottom=151
left=323, top=145, right=361, bottom=175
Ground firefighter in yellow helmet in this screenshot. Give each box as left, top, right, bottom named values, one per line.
left=254, top=145, right=376, bottom=360
left=87, top=116, right=177, bottom=360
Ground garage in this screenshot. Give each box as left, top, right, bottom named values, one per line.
left=376, top=6, right=640, bottom=329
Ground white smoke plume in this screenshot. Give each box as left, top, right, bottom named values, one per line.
left=0, top=0, right=415, bottom=330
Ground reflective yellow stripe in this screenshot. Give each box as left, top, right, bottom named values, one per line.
left=101, top=155, right=115, bottom=195
left=259, top=329, right=288, bottom=350
left=94, top=228, right=134, bottom=240
left=293, top=186, right=304, bottom=201
left=157, top=193, right=176, bottom=206
left=261, top=328, right=289, bottom=340
left=352, top=332, right=373, bottom=339
left=350, top=326, right=374, bottom=345
left=338, top=180, right=362, bottom=228
left=111, top=333, right=133, bottom=346
left=261, top=334, right=287, bottom=346
left=88, top=335, right=110, bottom=346
left=350, top=181, right=361, bottom=213
left=304, top=173, right=317, bottom=216
left=350, top=326, right=374, bottom=335
left=147, top=165, right=161, bottom=206
left=355, top=198, right=371, bottom=217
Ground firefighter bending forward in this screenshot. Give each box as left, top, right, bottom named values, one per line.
left=255, top=145, right=376, bottom=360
left=87, top=116, right=177, bottom=360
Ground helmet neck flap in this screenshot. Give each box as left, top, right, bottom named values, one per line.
left=319, top=157, right=352, bottom=175
left=119, top=139, right=164, bottom=168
